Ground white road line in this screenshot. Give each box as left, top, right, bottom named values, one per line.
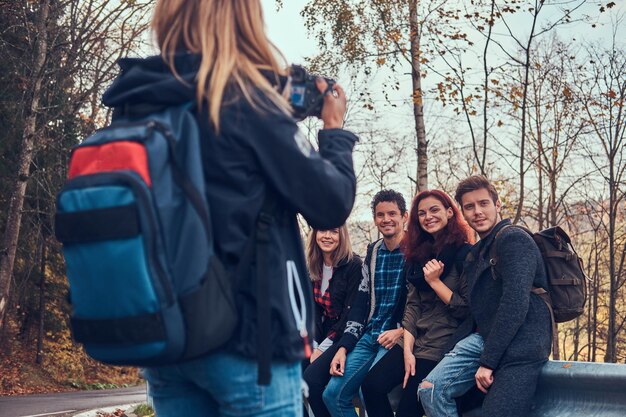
left=21, top=410, right=76, bottom=417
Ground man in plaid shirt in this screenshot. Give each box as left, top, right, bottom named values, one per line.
left=322, top=189, right=409, bottom=417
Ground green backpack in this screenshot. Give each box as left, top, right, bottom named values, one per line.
left=490, top=225, right=588, bottom=323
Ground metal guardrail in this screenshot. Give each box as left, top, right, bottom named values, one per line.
left=462, top=360, right=626, bottom=417
left=530, top=360, right=626, bottom=417
left=148, top=360, right=626, bottom=416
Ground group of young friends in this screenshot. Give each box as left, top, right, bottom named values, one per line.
left=303, top=177, right=552, bottom=417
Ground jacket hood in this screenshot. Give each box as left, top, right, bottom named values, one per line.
left=102, top=53, right=289, bottom=111
left=102, top=53, right=199, bottom=109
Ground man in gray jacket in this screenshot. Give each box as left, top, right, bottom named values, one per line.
left=418, top=176, right=551, bottom=417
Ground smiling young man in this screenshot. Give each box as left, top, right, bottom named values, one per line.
left=418, top=176, right=552, bottom=417
left=319, top=189, right=409, bottom=417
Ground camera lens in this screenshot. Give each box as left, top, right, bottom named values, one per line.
left=290, top=65, right=305, bottom=83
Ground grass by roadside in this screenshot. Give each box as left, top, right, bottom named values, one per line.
left=90, top=404, right=154, bottom=417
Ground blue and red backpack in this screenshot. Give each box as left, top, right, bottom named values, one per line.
left=54, top=105, right=246, bottom=366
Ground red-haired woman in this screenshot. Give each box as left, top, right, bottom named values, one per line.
left=361, top=190, right=475, bottom=417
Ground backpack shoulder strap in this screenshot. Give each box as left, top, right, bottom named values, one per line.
left=490, top=225, right=558, bottom=352
left=488, top=224, right=511, bottom=279
left=255, top=193, right=278, bottom=385
left=488, top=224, right=533, bottom=277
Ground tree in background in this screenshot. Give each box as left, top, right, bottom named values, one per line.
left=572, top=24, right=625, bottom=362
left=0, top=0, right=151, bottom=390
left=301, top=0, right=475, bottom=192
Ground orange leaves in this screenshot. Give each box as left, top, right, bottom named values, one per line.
left=563, top=86, right=573, bottom=100
left=412, top=89, right=424, bottom=106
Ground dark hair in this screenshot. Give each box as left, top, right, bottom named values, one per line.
left=401, top=189, right=475, bottom=265
left=454, top=175, right=499, bottom=206
left=371, top=189, right=407, bottom=217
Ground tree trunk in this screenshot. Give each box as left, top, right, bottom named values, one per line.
left=573, top=316, right=580, bottom=361
left=36, top=236, right=47, bottom=365
left=0, top=0, right=49, bottom=333
left=605, top=172, right=617, bottom=363
left=409, top=0, right=427, bottom=192
left=590, top=247, right=600, bottom=362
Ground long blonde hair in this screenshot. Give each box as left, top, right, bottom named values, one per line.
left=152, top=0, right=291, bottom=130
left=306, top=225, right=354, bottom=281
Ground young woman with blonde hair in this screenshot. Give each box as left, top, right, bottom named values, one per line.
left=303, top=226, right=362, bottom=417
left=102, top=1, right=358, bottom=416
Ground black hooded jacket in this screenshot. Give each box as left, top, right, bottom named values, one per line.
left=102, top=54, right=358, bottom=363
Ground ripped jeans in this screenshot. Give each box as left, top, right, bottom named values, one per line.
left=418, top=333, right=483, bottom=417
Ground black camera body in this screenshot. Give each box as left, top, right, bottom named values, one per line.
left=289, top=65, right=335, bottom=120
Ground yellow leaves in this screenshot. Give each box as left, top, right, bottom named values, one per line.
left=510, top=86, right=524, bottom=99
left=387, top=30, right=403, bottom=43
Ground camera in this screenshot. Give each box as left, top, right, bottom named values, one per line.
left=289, top=65, right=335, bottom=121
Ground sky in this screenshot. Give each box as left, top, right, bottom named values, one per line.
left=259, top=0, right=626, bottom=224
left=262, top=1, right=316, bottom=64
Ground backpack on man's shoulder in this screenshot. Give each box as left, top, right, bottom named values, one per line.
left=491, top=224, right=588, bottom=323
left=53, top=104, right=262, bottom=366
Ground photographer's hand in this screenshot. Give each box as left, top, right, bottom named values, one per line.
left=316, top=78, right=346, bottom=129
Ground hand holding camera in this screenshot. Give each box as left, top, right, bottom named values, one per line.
left=316, top=78, right=346, bottom=129
left=289, top=65, right=346, bottom=128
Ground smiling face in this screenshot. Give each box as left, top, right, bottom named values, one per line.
left=417, top=196, right=453, bottom=238
left=374, top=201, right=408, bottom=239
left=316, top=228, right=340, bottom=257
left=460, top=188, right=501, bottom=238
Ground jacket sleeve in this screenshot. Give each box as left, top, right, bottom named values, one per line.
left=246, top=109, right=357, bottom=229
left=479, top=229, right=538, bottom=369
left=402, top=282, right=421, bottom=340
left=329, top=257, right=363, bottom=339
left=337, top=245, right=374, bottom=352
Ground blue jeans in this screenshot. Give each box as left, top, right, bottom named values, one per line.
left=418, top=333, right=484, bottom=417
left=323, top=331, right=390, bottom=417
left=143, top=351, right=302, bottom=417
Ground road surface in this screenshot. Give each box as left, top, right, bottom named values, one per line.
left=0, top=386, right=146, bottom=417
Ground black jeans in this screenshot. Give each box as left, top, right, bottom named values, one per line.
left=361, top=344, right=438, bottom=417
left=303, top=342, right=342, bottom=417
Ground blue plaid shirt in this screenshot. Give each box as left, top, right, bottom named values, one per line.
left=366, top=242, right=405, bottom=338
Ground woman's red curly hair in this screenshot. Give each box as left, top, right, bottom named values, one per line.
left=401, top=189, right=475, bottom=265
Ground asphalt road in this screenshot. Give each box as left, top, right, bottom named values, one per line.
left=0, top=386, right=147, bottom=417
